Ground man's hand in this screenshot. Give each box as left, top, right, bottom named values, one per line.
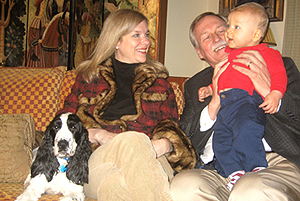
left=233, top=50, right=271, bottom=98
left=198, top=86, right=212, bottom=102
left=259, top=90, right=282, bottom=114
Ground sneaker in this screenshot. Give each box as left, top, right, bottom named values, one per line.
left=226, top=170, right=245, bottom=191
left=252, top=167, right=266, bottom=172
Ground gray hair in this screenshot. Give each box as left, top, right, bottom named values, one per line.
left=189, top=12, right=225, bottom=49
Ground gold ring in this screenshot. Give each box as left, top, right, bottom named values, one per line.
left=247, top=62, right=252, bottom=67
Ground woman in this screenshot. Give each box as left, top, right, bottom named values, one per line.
left=58, top=9, right=195, bottom=200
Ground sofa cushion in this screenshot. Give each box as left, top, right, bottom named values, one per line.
left=0, top=114, right=35, bottom=183
left=169, top=82, right=185, bottom=116
left=0, top=67, right=66, bottom=131
left=58, top=70, right=76, bottom=111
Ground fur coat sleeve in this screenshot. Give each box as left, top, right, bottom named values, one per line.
left=152, top=119, right=196, bottom=172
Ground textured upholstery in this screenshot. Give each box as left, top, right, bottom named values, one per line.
left=0, top=183, right=96, bottom=201
left=170, top=82, right=185, bottom=116
left=58, top=69, right=77, bottom=111
left=0, top=67, right=66, bottom=131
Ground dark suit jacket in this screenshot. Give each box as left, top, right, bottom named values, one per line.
left=180, top=57, right=300, bottom=168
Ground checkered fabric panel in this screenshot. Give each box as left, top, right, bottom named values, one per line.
left=170, top=82, right=185, bottom=116
left=58, top=70, right=76, bottom=111
left=0, top=183, right=71, bottom=200
left=0, top=182, right=96, bottom=201
left=0, top=183, right=24, bottom=200
left=0, top=68, right=65, bottom=131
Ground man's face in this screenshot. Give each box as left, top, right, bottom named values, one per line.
left=193, top=15, right=228, bottom=67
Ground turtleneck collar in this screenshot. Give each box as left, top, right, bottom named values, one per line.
left=101, top=57, right=139, bottom=120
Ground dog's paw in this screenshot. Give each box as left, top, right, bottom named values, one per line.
left=59, top=197, right=75, bottom=201
left=16, top=193, right=39, bottom=201
left=60, top=193, right=85, bottom=201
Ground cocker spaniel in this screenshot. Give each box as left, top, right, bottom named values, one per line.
left=16, top=112, right=92, bottom=201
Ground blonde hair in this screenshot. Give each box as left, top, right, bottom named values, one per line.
left=76, top=9, right=167, bottom=82
left=231, top=2, right=269, bottom=39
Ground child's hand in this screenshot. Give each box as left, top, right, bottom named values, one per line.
left=259, top=90, right=282, bottom=114
left=198, top=86, right=212, bottom=102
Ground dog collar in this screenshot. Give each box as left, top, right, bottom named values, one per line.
left=60, top=157, right=69, bottom=172
left=60, top=165, right=67, bottom=172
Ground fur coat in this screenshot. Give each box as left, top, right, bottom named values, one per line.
left=59, top=58, right=196, bottom=172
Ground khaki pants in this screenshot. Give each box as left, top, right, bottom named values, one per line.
left=170, top=152, right=300, bottom=201
left=84, top=131, right=174, bottom=201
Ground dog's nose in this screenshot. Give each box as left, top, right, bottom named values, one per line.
left=58, top=139, right=69, bottom=152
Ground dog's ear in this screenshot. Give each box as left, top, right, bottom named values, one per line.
left=31, top=119, right=60, bottom=182
left=67, top=121, right=92, bottom=185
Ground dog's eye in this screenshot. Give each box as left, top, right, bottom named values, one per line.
left=52, top=126, right=59, bottom=132
left=69, top=125, right=78, bottom=132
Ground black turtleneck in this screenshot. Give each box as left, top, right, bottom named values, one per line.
left=101, top=57, right=138, bottom=120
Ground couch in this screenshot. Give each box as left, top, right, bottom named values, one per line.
left=0, top=67, right=186, bottom=200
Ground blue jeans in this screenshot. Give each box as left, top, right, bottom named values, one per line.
left=213, top=89, right=268, bottom=177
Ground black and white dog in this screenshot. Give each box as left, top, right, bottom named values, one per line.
left=17, top=112, right=92, bottom=201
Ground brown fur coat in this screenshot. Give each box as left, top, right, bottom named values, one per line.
left=75, top=58, right=196, bottom=172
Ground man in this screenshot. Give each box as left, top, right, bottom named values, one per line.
left=170, top=12, right=300, bottom=200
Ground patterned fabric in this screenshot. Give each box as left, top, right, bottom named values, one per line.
left=0, top=183, right=96, bottom=201
left=0, top=67, right=65, bottom=131
left=58, top=74, right=179, bottom=136
left=170, top=82, right=185, bottom=116
left=0, top=183, right=24, bottom=200
left=58, top=70, right=76, bottom=111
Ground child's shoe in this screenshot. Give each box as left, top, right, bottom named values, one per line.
left=226, top=170, right=245, bottom=191
left=252, top=167, right=266, bottom=172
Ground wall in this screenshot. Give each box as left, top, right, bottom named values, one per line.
left=165, top=0, right=287, bottom=77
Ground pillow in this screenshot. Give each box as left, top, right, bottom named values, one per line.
left=0, top=67, right=65, bottom=131
left=0, top=114, right=35, bottom=183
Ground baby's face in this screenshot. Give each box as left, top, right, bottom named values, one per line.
left=226, top=11, right=259, bottom=49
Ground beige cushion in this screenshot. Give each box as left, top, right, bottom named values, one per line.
left=0, top=114, right=35, bottom=183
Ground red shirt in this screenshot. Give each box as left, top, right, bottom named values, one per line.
left=217, top=43, right=287, bottom=97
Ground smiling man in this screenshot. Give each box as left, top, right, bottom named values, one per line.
left=170, top=12, right=300, bottom=201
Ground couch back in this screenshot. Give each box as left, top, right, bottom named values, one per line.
left=0, top=67, right=75, bottom=131
left=0, top=67, right=184, bottom=131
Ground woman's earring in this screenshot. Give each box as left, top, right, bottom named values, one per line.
left=116, top=47, right=119, bottom=50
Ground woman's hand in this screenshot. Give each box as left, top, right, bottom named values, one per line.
left=233, top=50, right=271, bottom=98
left=88, top=128, right=117, bottom=145
left=208, top=57, right=229, bottom=120
left=151, top=138, right=173, bottom=158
